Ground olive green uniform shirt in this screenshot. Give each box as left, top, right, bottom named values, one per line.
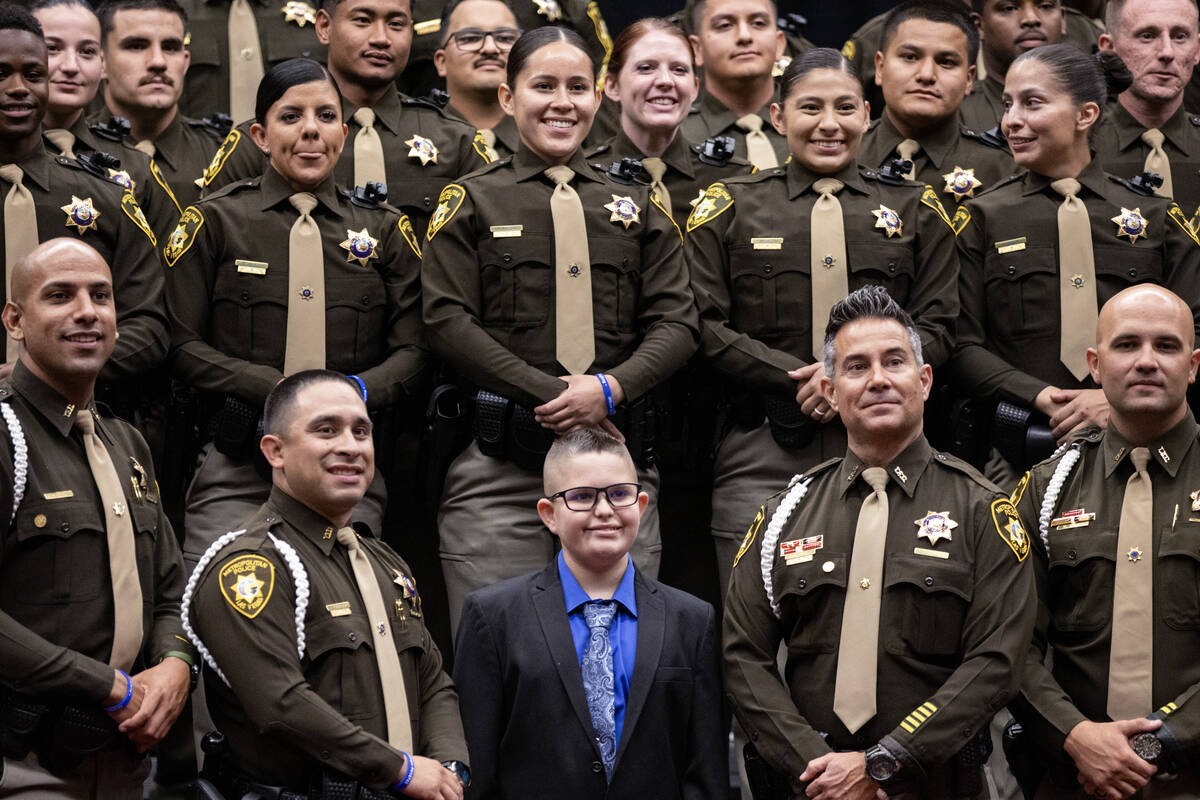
left=200, top=86, right=490, bottom=237
left=190, top=487, right=467, bottom=788
left=421, top=146, right=699, bottom=410
left=680, top=91, right=788, bottom=170
left=446, top=104, right=520, bottom=161
left=164, top=168, right=426, bottom=409
left=1012, top=416, right=1200, bottom=762
left=860, top=112, right=1016, bottom=206
left=1092, top=102, right=1200, bottom=219
left=0, top=362, right=189, bottom=703
left=723, top=436, right=1035, bottom=791
left=177, top=0, right=327, bottom=120
left=953, top=159, right=1200, bottom=406
left=94, top=110, right=225, bottom=209
left=960, top=74, right=1005, bottom=135
left=0, top=144, right=167, bottom=382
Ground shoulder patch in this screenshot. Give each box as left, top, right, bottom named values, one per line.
left=164, top=206, right=205, bottom=267
left=1167, top=202, right=1200, bottom=247
left=472, top=130, right=497, bottom=164
left=148, top=158, right=181, bottom=215
left=1011, top=471, right=1030, bottom=506
left=217, top=553, right=275, bottom=618
left=120, top=193, right=156, bottom=246
left=920, top=185, right=955, bottom=230
left=951, top=205, right=971, bottom=235
left=427, top=183, right=466, bottom=240
left=586, top=2, right=613, bottom=65
left=732, top=504, right=767, bottom=568
left=199, top=129, right=241, bottom=188
left=991, top=497, right=1030, bottom=562
left=397, top=214, right=422, bottom=258
left=686, top=182, right=734, bottom=232
left=841, top=39, right=855, bottom=60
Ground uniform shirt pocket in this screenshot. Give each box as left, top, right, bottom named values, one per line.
left=589, top=235, right=641, bottom=333
left=262, top=20, right=321, bottom=63
left=847, top=241, right=915, bottom=303
left=883, top=554, right=973, bottom=663
left=325, top=274, right=389, bottom=370
left=775, top=553, right=846, bottom=654
left=478, top=236, right=551, bottom=328
left=1157, top=524, right=1200, bottom=630
left=212, top=267, right=288, bottom=363
left=10, top=498, right=108, bottom=604
left=727, top=241, right=810, bottom=337
left=983, top=244, right=1058, bottom=338
left=1094, top=246, right=1163, bottom=288
left=1047, top=529, right=1117, bottom=632
left=303, top=612, right=377, bottom=721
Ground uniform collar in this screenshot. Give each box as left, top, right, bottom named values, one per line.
left=557, top=550, right=638, bottom=618
left=512, top=145, right=603, bottom=184
left=872, top=111, right=960, bottom=171
left=10, top=360, right=95, bottom=437
left=141, top=113, right=187, bottom=172
left=1102, top=414, right=1199, bottom=479
left=259, top=166, right=343, bottom=216
left=444, top=105, right=520, bottom=154
left=1112, top=101, right=1195, bottom=157
left=1021, top=157, right=1109, bottom=199
left=607, top=127, right=695, bottom=180
left=264, top=485, right=357, bottom=556
left=839, top=435, right=932, bottom=499
left=785, top=159, right=868, bottom=199
left=695, top=88, right=773, bottom=134
left=344, top=85, right=402, bottom=136
left=4, top=141, right=52, bottom=192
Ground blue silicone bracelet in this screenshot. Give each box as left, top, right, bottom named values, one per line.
left=104, top=670, right=133, bottom=712
left=347, top=374, right=368, bottom=403
left=393, top=752, right=416, bottom=791
left=596, top=373, right=615, bottom=416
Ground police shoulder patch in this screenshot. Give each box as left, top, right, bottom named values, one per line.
left=950, top=205, right=971, bottom=236
left=427, top=183, right=466, bottom=240
left=733, top=504, right=767, bottom=568
left=120, top=193, right=156, bottom=246
left=920, top=185, right=954, bottom=230
left=1010, top=471, right=1030, bottom=506
left=471, top=130, right=497, bottom=164
left=218, top=553, right=275, bottom=618
left=586, top=1, right=613, bottom=62
left=164, top=206, right=205, bottom=267
left=148, top=158, right=181, bottom=215
left=199, top=129, right=241, bottom=188
left=991, top=497, right=1029, bottom=562
left=1167, top=202, right=1200, bottom=247
left=397, top=214, right=422, bottom=258
left=686, top=182, right=734, bottom=232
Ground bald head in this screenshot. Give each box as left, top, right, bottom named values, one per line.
left=1096, top=284, right=1195, bottom=350
left=10, top=238, right=111, bottom=305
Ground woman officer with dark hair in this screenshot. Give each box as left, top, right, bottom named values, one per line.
left=421, top=26, right=699, bottom=631
left=165, top=57, right=427, bottom=567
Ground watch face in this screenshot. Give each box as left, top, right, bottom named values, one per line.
left=866, top=752, right=896, bottom=782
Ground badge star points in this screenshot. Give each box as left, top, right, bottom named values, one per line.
left=604, top=194, right=641, bottom=228
left=61, top=195, right=100, bottom=233
left=689, top=190, right=705, bottom=209
left=942, top=166, right=982, bottom=200
left=112, top=501, right=125, bottom=517
left=533, top=0, right=563, bottom=21
left=1112, top=207, right=1148, bottom=244
left=232, top=571, right=264, bottom=602
left=281, top=0, right=316, bottom=26
left=298, top=285, right=316, bottom=301
left=1070, top=273, right=1086, bottom=289
left=340, top=227, right=379, bottom=266
left=871, top=204, right=903, bottom=237
left=1127, top=546, right=1143, bottom=562
left=915, top=510, right=958, bottom=545
left=405, top=134, right=439, bottom=165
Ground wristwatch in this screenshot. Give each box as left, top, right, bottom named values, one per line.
left=441, top=760, right=471, bottom=789
left=865, top=744, right=900, bottom=783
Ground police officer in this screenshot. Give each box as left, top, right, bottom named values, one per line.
left=1011, top=285, right=1200, bottom=799
left=95, top=0, right=226, bottom=208
left=185, top=370, right=468, bottom=799
left=859, top=1, right=1015, bottom=206
left=0, top=237, right=192, bottom=797
left=686, top=49, right=959, bottom=596
left=953, top=45, right=1200, bottom=485
left=199, top=0, right=489, bottom=237
left=1092, top=0, right=1200, bottom=220
left=165, top=58, right=426, bottom=567
left=723, top=285, right=1035, bottom=800
left=421, top=27, right=699, bottom=630
left=0, top=8, right=168, bottom=403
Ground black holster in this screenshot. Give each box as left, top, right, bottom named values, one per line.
left=0, top=690, right=128, bottom=775
left=1002, top=720, right=1045, bottom=800
left=742, top=742, right=792, bottom=800
left=993, top=401, right=1056, bottom=470
left=423, top=384, right=470, bottom=502
left=729, top=394, right=816, bottom=450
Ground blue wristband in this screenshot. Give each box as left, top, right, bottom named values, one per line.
left=393, top=752, right=416, bottom=791
left=346, top=374, right=367, bottom=403
left=596, top=373, right=615, bottom=416
left=104, top=670, right=133, bottom=712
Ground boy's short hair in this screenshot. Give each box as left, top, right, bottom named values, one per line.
left=542, top=427, right=636, bottom=495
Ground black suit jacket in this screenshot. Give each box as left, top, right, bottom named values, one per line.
left=453, top=561, right=726, bottom=800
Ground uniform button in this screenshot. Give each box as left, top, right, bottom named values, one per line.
left=763, top=264, right=773, bottom=274
left=1067, top=550, right=1077, bottom=560
left=320, top=749, right=330, bottom=759
left=361, top=295, right=370, bottom=304
left=888, top=262, right=897, bottom=272
left=936, top=453, right=947, bottom=461
left=502, top=253, right=512, bottom=263
left=423, top=196, right=432, bottom=207
left=622, top=257, right=629, bottom=266
left=797, top=579, right=806, bottom=589
left=241, top=290, right=249, bottom=301
left=348, top=632, right=357, bottom=642
left=60, top=522, right=70, bottom=532
left=591, top=761, right=603, bottom=773
left=1007, top=265, right=1016, bottom=275
left=1128, top=268, right=1137, bottom=277
left=301, top=50, right=311, bottom=57
left=924, top=576, right=934, bottom=586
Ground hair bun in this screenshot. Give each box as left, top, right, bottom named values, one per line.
left=1095, top=50, right=1134, bottom=99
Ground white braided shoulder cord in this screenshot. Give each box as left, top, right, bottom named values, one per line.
left=0, top=402, right=27, bottom=524
left=1037, top=445, right=1082, bottom=552
left=180, top=529, right=310, bottom=686
left=760, top=474, right=812, bottom=619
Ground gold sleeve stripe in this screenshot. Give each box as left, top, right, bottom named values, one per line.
left=1160, top=702, right=1178, bottom=715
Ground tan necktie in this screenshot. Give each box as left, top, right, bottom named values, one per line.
left=1108, top=447, right=1154, bottom=721
left=896, top=139, right=920, bottom=181
left=1141, top=128, right=1173, bottom=199
left=545, top=166, right=595, bottom=374
left=284, top=193, right=325, bottom=374
left=352, top=107, right=387, bottom=188
left=44, top=128, right=76, bottom=158
left=76, top=411, right=143, bottom=672
left=228, top=0, right=265, bottom=124
left=480, top=128, right=497, bottom=149
left=0, top=164, right=39, bottom=362
left=736, top=114, right=779, bottom=170
left=810, top=178, right=848, bottom=360
left=336, top=527, right=413, bottom=751
left=641, top=157, right=672, bottom=218
left=134, top=140, right=156, bottom=158
left=1051, top=178, right=1097, bottom=381
left=834, top=466, right=889, bottom=734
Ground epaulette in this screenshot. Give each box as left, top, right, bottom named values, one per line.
left=1116, top=171, right=1163, bottom=197
left=972, top=172, right=1023, bottom=197
left=871, top=157, right=916, bottom=186
left=401, top=93, right=450, bottom=113
left=599, top=157, right=643, bottom=185
left=71, top=150, right=123, bottom=181
left=728, top=166, right=782, bottom=184
left=420, top=88, right=451, bottom=109
left=694, top=135, right=736, bottom=167
left=464, top=156, right=510, bottom=178
left=190, top=112, right=233, bottom=141
left=88, top=116, right=131, bottom=143
left=201, top=175, right=261, bottom=201
left=976, top=125, right=1009, bottom=150
left=930, top=450, right=1002, bottom=493
left=585, top=142, right=611, bottom=159
left=340, top=181, right=388, bottom=209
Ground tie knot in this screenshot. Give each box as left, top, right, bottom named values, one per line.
left=0, top=163, right=24, bottom=184
left=544, top=165, right=575, bottom=186
left=1141, top=128, right=1165, bottom=148
left=45, top=129, right=76, bottom=155
left=896, top=138, right=920, bottom=161
left=861, top=466, right=889, bottom=492
left=134, top=140, right=156, bottom=158
left=353, top=107, right=376, bottom=128
left=583, top=599, right=616, bottom=631
left=736, top=113, right=763, bottom=133
left=641, top=157, right=667, bottom=182
left=74, top=410, right=95, bottom=435
left=289, top=192, right=318, bottom=216
left=813, top=177, right=844, bottom=196
left=1050, top=178, right=1082, bottom=199
left=336, top=526, right=358, bottom=549
left=1130, top=447, right=1151, bottom=473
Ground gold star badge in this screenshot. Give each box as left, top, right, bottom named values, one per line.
left=61, top=196, right=100, bottom=233
left=340, top=228, right=379, bottom=266
left=112, top=501, right=125, bottom=517
left=871, top=204, right=902, bottom=238
left=915, top=511, right=958, bottom=545
left=107, top=169, right=135, bottom=192
left=281, top=0, right=316, bottom=26
left=604, top=194, right=641, bottom=228
left=405, top=134, right=439, bottom=166
left=1127, top=546, right=1144, bottom=562
left=1112, top=207, right=1148, bottom=244
left=298, top=285, right=317, bottom=301
left=942, top=166, right=982, bottom=201
left=533, top=0, right=563, bottom=21
left=1070, top=274, right=1086, bottom=289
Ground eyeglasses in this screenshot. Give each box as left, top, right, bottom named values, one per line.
left=448, top=27, right=522, bottom=52
left=550, top=483, right=642, bottom=512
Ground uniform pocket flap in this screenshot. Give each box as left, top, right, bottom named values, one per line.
left=304, top=611, right=373, bottom=660
left=14, top=498, right=105, bottom=542
left=884, top=554, right=973, bottom=601
left=984, top=244, right=1057, bottom=282
left=776, top=554, right=847, bottom=597
left=1047, top=529, right=1117, bottom=568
